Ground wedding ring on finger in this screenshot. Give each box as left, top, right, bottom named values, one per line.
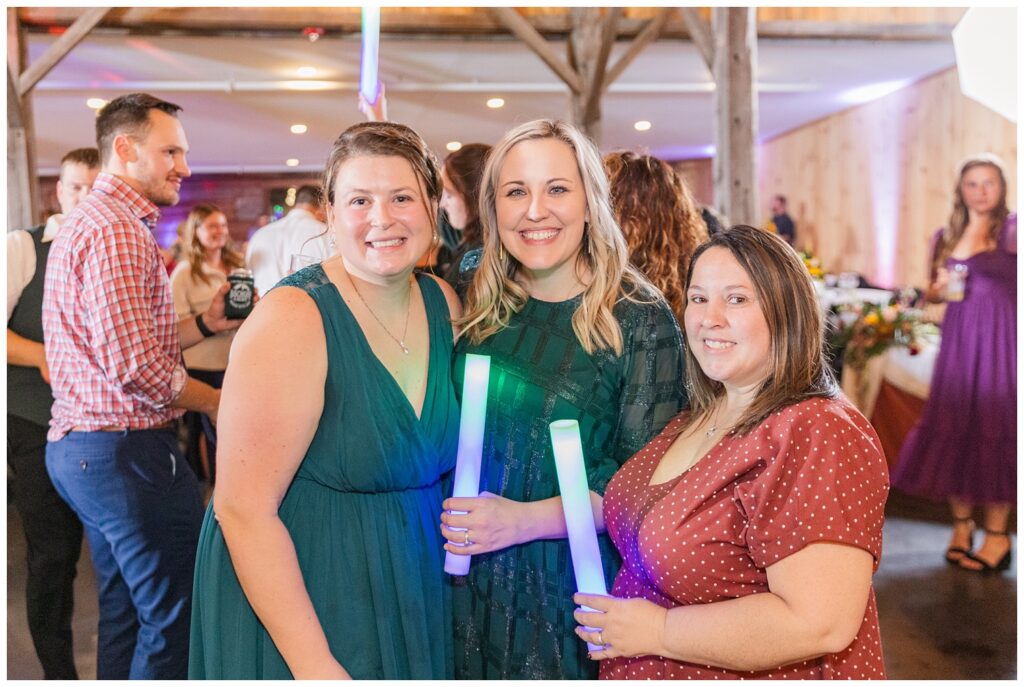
left=596, top=631, right=604, bottom=647
left=463, top=530, right=471, bottom=545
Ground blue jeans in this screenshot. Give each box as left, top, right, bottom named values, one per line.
left=46, top=428, right=203, bottom=679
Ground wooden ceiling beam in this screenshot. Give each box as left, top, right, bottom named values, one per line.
left=492, top=7, right=581, bottom=94
left=16, top=7, right=959, bottom=42
left=18, top=7, right=109, bottom=96
left=603, top=8, right=670, bottom=91
left=679, top=8, right=713, bottom=71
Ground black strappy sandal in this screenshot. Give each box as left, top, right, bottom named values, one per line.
left=959, top=529, right=1012, bottom=574
left=945, top=516, right=975, bottom=565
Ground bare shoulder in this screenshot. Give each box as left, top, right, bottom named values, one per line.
left=231, top=284, right=325, bottom=360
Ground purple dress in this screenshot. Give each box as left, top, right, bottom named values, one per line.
left=894, top=214, right=1017, bottom=504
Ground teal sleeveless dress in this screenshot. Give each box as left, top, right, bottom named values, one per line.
left=188, top=265, right=459, bottom=679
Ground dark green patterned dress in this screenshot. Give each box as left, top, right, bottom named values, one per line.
left=189, top=266, right=459, bottom=679
left=451, top=271, right=686, bottom=679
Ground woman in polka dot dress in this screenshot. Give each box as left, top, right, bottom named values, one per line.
left=575, top=225, right=890, bottom=679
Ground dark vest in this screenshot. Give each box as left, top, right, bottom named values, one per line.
left=8, top=225, right=54, bottom=427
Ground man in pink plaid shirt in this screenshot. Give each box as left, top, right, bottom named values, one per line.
left=42, top=93, right=246, bottom=679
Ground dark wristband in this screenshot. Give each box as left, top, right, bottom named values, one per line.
left=195, top=313, right=216, bottom=338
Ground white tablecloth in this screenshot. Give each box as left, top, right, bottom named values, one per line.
left=841, top=331, right=940, bottom=415
left=819, top=287, right=894, bottom=309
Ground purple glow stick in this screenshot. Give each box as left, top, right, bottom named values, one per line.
left=444, top=354, right=492, bottom=575
left=549, top=419, right=608, bottom=654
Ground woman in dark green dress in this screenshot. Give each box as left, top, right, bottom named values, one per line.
left=441, top=119, right=686, bottom=679
left=189, top=122, right=462, bottom=679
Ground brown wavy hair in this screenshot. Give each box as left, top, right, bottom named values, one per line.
left=443, top=143, right=491, bottom=247
left=933, top=154, right=1010, bottom=272
left=458, top=120, right=659, bottom=356
left=183, top=203, right=244, bottom=285
left=605, top=151, right=708, bottom=323
left=679, top=225, right=838, bottom=437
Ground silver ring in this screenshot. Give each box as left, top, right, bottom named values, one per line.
left=463, top=530, right=470, bottom=545
left=596, top=631, right=604, bottom=647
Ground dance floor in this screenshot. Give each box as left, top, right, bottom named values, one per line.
left=6, top=491, right=1016, bottom=679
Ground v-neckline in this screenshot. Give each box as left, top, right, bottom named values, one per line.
left=646, top=414, right=727, bottom=488
left=326, top=270, right=433, bottom=423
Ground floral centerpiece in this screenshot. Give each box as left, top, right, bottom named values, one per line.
left=797, top=250, right=824, bottom=280
left=828, top=294, right=935, bottom=370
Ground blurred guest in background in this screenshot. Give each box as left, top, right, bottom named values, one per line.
left=246, top=185, right=327, bottom=294
left=893, top=154, right=1016, bottom=573
left=437, top=142, right=491, bottom=285
left=576, top=225, right=889, bottom=679
left=170, top=203, right=246, bottom=483
left=443, top=120, right=685, bottom=680
left=605, top=151, right=708, bottom=324
left=768, top=194, right=795, bottom=245
left=7, top=146, right=99, bottom=679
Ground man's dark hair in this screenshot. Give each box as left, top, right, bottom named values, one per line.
left=295, top=184, right=323, bottom=207
left=774, top=194, right=787, bottom=207
left=96, top=93, right=183, bottom=165
left=60, top=147, right=100, bottom=170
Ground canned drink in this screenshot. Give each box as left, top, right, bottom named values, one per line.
left=225, top=268, right=255, bottom=319
left=945, top=264, right=968, bottom=302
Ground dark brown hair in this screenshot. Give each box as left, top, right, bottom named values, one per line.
left=934, top=155, right=1009, bottom=272
left=605, top=151, right=708, bottom=323
left=96, top=93, right=182, bottom=165
left=322, top=121, right=441, bottom=226
left=183, top=203, right=245, bottom=285
left=680, top=225, right=838, bottom=436
left=443, top=143, right=491, bottom=247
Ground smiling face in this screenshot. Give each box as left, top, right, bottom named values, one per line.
left=684, top=246, right=771, bottom=391
left=124, top=109, right=191, bottom=206
left=494, top=137, right=588, bottom=293
left=195, top=211, right=229, bottom=253
left=329, top=154, right=436, bottom=282
left=960, top=163, right=1004, bottom=216
left=439, top=166, right=470, bottom=230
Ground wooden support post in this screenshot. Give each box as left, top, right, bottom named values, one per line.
left=7, top=8, right=39, bottom=229
left=568, top=7, right=619, bottom=142
left=493, top=7, right=628, bottom=144
left=711, top=7, right=758, bottom=226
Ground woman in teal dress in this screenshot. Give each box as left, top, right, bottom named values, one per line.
left=441, top=119, right=686, bottom=679
left=189, top=122, right=462, bottom=679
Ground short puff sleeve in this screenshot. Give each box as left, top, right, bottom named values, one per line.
left=734, top=398, right=890, bottom=571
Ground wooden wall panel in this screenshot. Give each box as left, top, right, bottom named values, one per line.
left=672, top=158, right=714, bottom=209
left=756, top=67, right=1016, bottom=288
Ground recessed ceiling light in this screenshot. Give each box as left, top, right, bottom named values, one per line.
left=446, top=141, right=462, bottom=152
left=634, top=120, right=652, bottom=132
left=296, top=66, right=318, bottom=78
left=285, top=158, right=300, bottom=167
left=486, top=97, right=505, bottom=109
left=86, top=98, right=107, bottom=109
left=290, top=124, right=308, bottom=134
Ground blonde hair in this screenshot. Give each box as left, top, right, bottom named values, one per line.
left=679, top=225, right=838, bottom=437
left=183, top=203, right=244, bottom=285
left=458, top=120, right=657, bottom=356
left=934, top=153, right=1010, bottom=271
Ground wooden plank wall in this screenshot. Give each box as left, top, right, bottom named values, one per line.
left=758, top=67, right=1016, bottom=288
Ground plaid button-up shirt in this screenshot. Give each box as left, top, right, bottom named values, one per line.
left=42, top=172, right=187, bottom=440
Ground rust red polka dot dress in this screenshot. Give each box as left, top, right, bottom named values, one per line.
left=600, top=396, right=890, bottom=679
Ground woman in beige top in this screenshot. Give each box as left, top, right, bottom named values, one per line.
left=170, top=203, right=246, bottom=483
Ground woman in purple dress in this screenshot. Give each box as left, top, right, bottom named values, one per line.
left=894, top=154, right=1016, bottom=573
